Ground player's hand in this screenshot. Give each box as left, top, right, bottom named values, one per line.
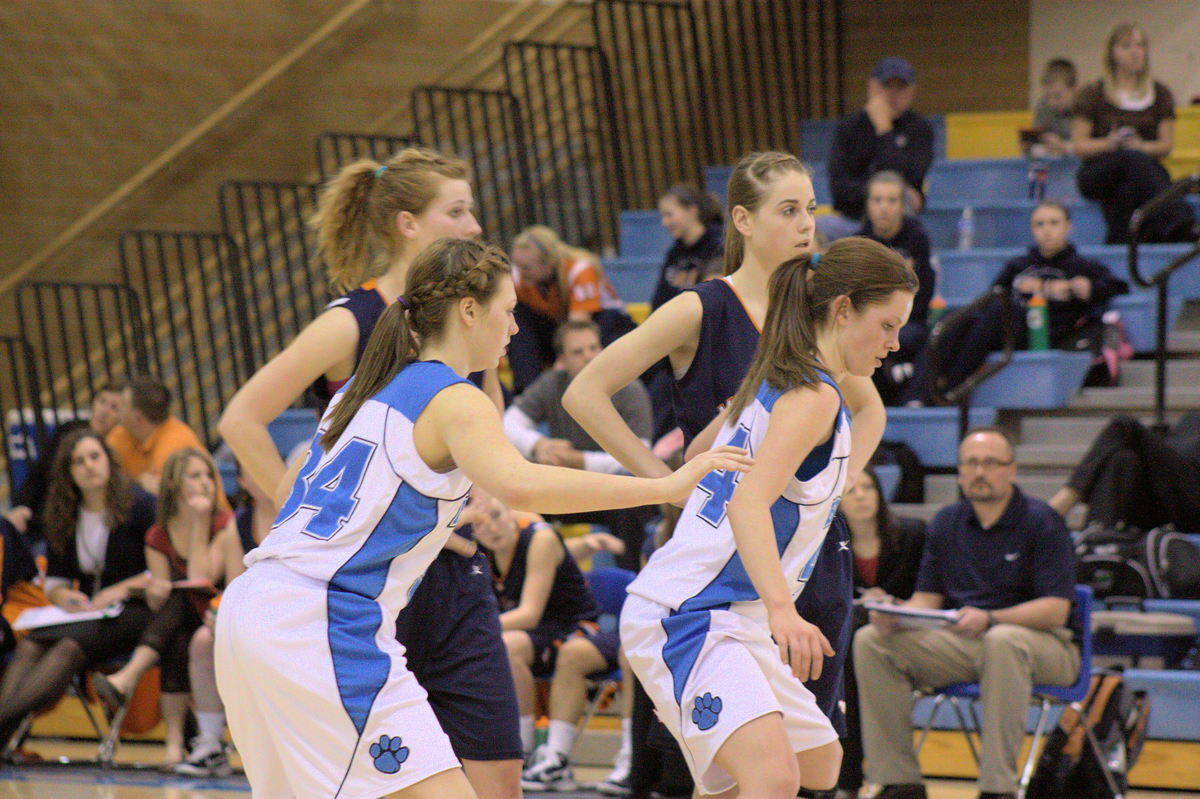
left=868, top=606, right=900, bottom=634
left=864, top=79, right=893, bottom=133
left=951, top=606, right=990, bottom=638
left=768, top=604, right=834, bottom=681
left=583, top=531, right=625, bottom=556
left=661, top=445, right=753, bottom=504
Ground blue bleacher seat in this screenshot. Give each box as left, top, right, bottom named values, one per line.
left=921, top=200, right=1108, bottom=250
left=602, top=255, right=660, bottom=305
left=873, top=462, right=901, bottom=501
left=924, top=158, right=1081, bottom=204
left=799, top=115, right=945, bottom=163
left=1124, top=669, right=1200, bottom=740
left=618, top=210, right=673, bottom=258
left=883, top=406, right=997, bottom=468
left=971, top=350, right=1093, bottom=409
left=218, top=459, right=238, bottom=499
left=267, top=408, right=318, bottom=460
left=1110, top=293, right=1186, bottom=353
left=704, top=162, right=831, bottom=208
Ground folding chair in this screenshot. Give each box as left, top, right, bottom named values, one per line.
left=914, top=585, right=1097, bottom=799
left=575, top=568, right=636, bottom=733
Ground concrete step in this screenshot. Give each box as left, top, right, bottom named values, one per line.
left=1168, top=329, right=1200, bottom=352
left=1070, top=385, right=1200, bottom=411
left=1118, top=358, right=1200, bottom=387
left=1012, top=442, right=1088, bottom=468
left=924, top=472, right=1070, bottom=505
left=1018, top=414, right=1172, bottom=444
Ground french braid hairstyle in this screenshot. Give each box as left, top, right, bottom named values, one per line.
left=309, top=147, right=471, bottom=292
left=319, top=238, right=511, bottom=450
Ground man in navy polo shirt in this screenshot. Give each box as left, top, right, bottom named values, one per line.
left=852, top=427, right=1080, bottom=799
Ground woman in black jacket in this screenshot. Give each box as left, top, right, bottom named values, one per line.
left=837, top=466, right=926, bottom=799
left=0, top=428, right=157, bottom=754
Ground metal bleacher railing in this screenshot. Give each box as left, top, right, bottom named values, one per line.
left=313, top=132, right=418, bottom=184
left=1127, top=170, right=1200, bottom=433
left=117, top=230, right=256, bottom=449
left=15, top=281, right=150, bottom=431
left=0, top=336, right=48, bottom=499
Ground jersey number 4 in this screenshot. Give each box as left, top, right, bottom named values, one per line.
left=695, top=424, right=751, bottom=527
left=278, top=438, right=377, bottom=540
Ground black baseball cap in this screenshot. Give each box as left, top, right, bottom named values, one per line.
left=872, top=57, right=916, bottom=85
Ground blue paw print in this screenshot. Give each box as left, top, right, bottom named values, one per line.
left=691, top=692, right=722, bottom=731
left=369, top=734, right=409, bottom=774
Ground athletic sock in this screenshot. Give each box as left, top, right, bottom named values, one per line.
left=196, top=712, right=226, bottom=742
left=519, top=715, right=535, bottom=754
left=545, top=719, right=578, bottom=760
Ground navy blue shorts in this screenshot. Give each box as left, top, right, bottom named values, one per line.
left=527, top=621, right=621, bottom=679
left=395, top=548, right=522, bottom=761
left=794, top=514, right=854, bottom=738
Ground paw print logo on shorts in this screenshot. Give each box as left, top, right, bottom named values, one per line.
left=369, top=734, right=409, bottom=774
left=691, top=692, right=722, bottom=731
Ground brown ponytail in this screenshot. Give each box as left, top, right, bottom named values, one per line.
left=320, top=238, right=511, bottom=449
left=725, top=236, right=918, bottom=420
left=723, top=151, right=812, bottom=276
left=310, top=147, right=471, bottom=292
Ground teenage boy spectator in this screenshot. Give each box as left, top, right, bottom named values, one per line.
left=857, top=171, right=935, bottom=405
left=855, top=428, right=1080, bottom=799
left=1028, top=59, right=1079, bottom=157
left=824, top=57, right=935, bottom=240
left=503, top=320, right=653, bottom=571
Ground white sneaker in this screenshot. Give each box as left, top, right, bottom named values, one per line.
left=596, top=745, right=631, bottom=795
left=520, top=744, right=577, bottom=792
left=174, top=735, right=232, bottom=778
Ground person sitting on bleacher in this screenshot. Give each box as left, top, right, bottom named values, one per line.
left=1072, top=22, right=1198, bottom=245
left=508, top=225, right=636, bottom=395
left=463, top=489, right=627, bottom=795
left=503, top=319, right=653, bottom=572
left=1025, top=58, right=1078, bottom=159
left=5, top=381, right=126, bottom=546
left=923, top=200, right=1128, bottom=401
left=105, top=377, right=217, bottom=501
left=0, top=428, right=157, bottom=761
left=823, top=57, right=935, bottom=242
left=855, top=428, right=1080, bottom=799
left=856, top=171, right=935, bottom=405
left=91, top=447, right=235, bottom=769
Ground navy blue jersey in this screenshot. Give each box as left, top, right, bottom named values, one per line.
left=673, top=278, right=760, bottom=446
left=311, top=281, right=389, bottom=405
left=490, top=520, right=599, bottom=626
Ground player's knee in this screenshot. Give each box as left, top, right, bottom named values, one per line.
left=798, top=739, right=841, bottom=791
left=555, top=638, right=600, bottom=675
left=190, top=624, right=214, bottom=659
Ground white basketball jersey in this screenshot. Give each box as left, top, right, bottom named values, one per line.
left=246, top=361, right=473, bottom=625
left=628, top=372, right=850, bottom=615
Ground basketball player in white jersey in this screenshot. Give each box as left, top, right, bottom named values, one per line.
left=622, top=238, right=917, bottom=798
left=214, top=238, right=751, bottom=799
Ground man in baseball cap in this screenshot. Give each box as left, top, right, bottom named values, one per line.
left=821, top=56, right=935, bottom=241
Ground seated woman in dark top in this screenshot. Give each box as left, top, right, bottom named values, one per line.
left=0, top=428, right=156, bottom=756
left=837, top=466, right=926, bottom=799
left=467, top=489, right=627, bottom=794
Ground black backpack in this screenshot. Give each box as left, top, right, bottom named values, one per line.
left=1026, top=669, right=1150, bottom=799
left=1074, top=524, right=1200, bottom=600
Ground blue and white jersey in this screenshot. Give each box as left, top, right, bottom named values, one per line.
left=628, top=372, right=850, bottom=617
left=247, top=360, right=474, bottom=627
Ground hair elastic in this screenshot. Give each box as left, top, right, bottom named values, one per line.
left=810, top=252, right=821, bottom=268
left=374, top=165, right=387, bottom=178
left=397, top=295, right=412, bottom=311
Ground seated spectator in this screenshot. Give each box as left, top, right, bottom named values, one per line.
left=823, top=57, right=935, bottom=241
left=6, top=381, right=126, bottom=545
left=1, top=515, right=49, bottom=658
left=508, top=225, right=635, bottom=394
left=503, top=319, right=654, bottom=572
left=464, top=490, right=627, bottom=794
left=924, top=201, right=1128, bottom=401
left=174, top=466, right=268, bottom=778
left=1049, top=414, right=1200, bottom=530
left=836, top=466, right=926, bottom=799
left=92, top=447, right=235, bottom=768
left=651, top=185, right=724, bottom=311
left=646, top=184, right=725, bottom=441
left=1072, top=23, right=1197, bottom=244
left=855, top=428, right=1080, bottom=799
left=1026, top=58, right=1078, bottom=159
left=856, top=171, right=935, bottom=405
left=0, top=429, right=157, bottom=756
left=106, top=377, right=220, bottom=502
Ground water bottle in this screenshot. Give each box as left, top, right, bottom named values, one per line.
left=1027, top=160, right=1048, bottom=201
left=956, top=206, right=974, bottom=250
left=927, top=295, right=947, bottom=328
left=1026, top=293, right=1049, bottom=351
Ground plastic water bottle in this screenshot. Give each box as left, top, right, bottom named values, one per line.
left=927, top=295, right=947, bottom=328
left=1026, top=293, right=1049, bottom=351
left=956, top=206, right=975, bottom=250
left=1027, top=160, right=1048, bottom=200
